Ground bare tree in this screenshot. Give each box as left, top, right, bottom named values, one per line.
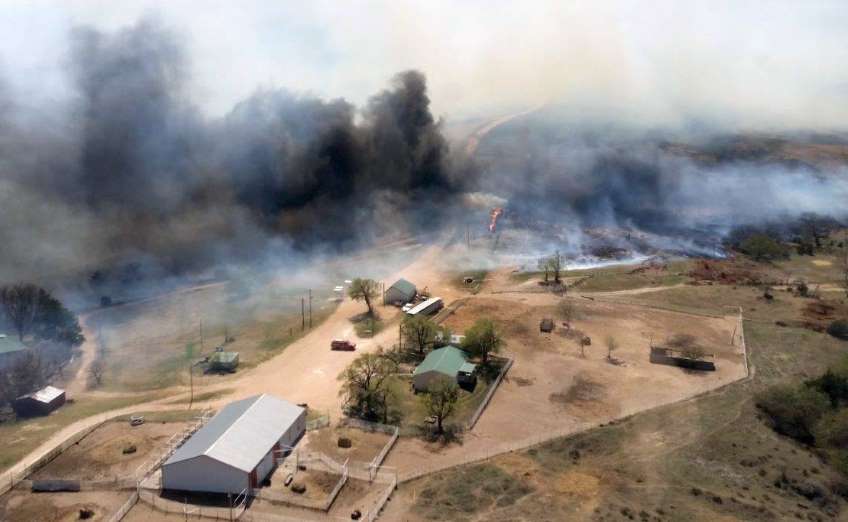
left=89, top=360, right=105, bottom=388
left=1, top=284, right=40, bottom=341
left=422, top=376, right=459, bottom=435
left=605, top=336, right=618, bottom=361
left=348, top=278, right=380, bottom=316
left=537, top=257, right=552, bottom=283
left=551, top=250, right=565, bottom=285
left=842, top=231, right=848, bottom=298
left=402, top=315, right=438, bottom=357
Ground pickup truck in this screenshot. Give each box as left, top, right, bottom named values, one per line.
left=331, top=339, right=356, bottom=351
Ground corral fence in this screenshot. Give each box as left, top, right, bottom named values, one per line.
left=465, top=356, right=513, bottom=430
left=107, top=488, right=139, bottom=522
left=398, top=312, right=751, bottom=484
left=255, top=454, right=348, bottom=512
left=0, top=413, right=111, bottom=497
left=336, top=418, right=399, bottom=479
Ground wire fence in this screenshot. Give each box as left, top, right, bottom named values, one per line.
left=465, top=357, right=512, bottom=430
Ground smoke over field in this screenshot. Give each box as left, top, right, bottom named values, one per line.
left=0, top=19, right=464, bottom=288
left=472, top=112, right=848, bottom=265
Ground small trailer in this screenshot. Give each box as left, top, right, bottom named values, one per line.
left=406, top=297, right=444, bottom=317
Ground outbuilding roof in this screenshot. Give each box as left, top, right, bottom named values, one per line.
left=414, top=346, right=471, bottom=378
left=388, top=279, right=416, bottom=298
left=164, top=394, right=304, bottom=473
left=18, top=385, right=64, bottom=404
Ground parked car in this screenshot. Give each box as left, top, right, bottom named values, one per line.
left=331, top=339, right=356, bottom=351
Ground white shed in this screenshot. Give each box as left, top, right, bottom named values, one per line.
left=162, top=394, right=306, bottom=494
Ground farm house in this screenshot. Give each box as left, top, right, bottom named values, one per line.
left=385, top=278, right=417, bottom=305
left=162, top=394, right=306, bottom=494
left=13, top=385, right=65, bottom=417
left=413, top=346, right=477, bottom=392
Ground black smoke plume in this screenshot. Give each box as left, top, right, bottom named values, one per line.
left=0, top=19, right=461, bottom=290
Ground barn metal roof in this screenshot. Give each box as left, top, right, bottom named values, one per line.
left=18, top=385, right=64, bottom=403
left=388, top=278, right=416, bottom=299
left=413, top=346, right=470, bottom=378
left=164, top=394, right=304, bottom=473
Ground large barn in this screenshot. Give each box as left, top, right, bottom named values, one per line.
left=162, top=394, right=305, bottom=494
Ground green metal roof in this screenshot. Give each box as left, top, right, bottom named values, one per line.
left=414, top=346, right=469, bottom=377
left=389, top=278, right=416, bottom=298
left=459, top=362, right=477, bottom=375
left=210, top=351, right=239, bottom=363
left=0, top=334, right=26, bottom=355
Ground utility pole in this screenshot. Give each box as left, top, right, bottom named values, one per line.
left=199, top=320, right=204, bottom=351
left=301, top=298, right=305, bottom=331
left=188, top=362, right=194, bottom=410
left=308, top=289, right=312, bottom=329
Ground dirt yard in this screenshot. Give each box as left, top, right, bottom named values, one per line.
left=302, top=426, right=394, bottom=464
left=0, top=489, right=132, bottom=522
left=30, top=420, right=189, bottom=481
left=385, top=291, right=746, bottom=478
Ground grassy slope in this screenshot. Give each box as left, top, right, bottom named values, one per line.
left=402, top=274, right=848, bottom=521
left=512, top=260, right=693, bottom=293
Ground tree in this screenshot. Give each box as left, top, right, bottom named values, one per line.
left=537, top=257, right=552, bottom=283
left=461, top=318, right=502, bottom=364
left=0, top=284, right=83, bottom=346
left=338, top=350, right=397, bottom=422
left=348, top=278, right=380, bottom=316
left=605, top=336, right=618, bottom=361
left=756, top=384, right=830, bottom=443
left=0, top=351, right=49, bottom=407
left=842, top=231, right=848, bottom=298
left=827, top=320, right=848, bottom=341
left=739, top=234, right=789, bottom=262
left=402, top=315, right=438, bottom=357
left=422, top=376, right=459, bottom=434
left=1, top=284, right=39, bottom=341
left=579, top=336, right=591, bottom=358
left=550, top=250, right=565, bottom=285
left=89, top=360, right=105, bottom=388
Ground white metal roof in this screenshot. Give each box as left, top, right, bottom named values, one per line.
left=19, top=385, right=64, bottom=403
left=164, top=394, right=304, bottom=473
left=406, top=297, right=442, bottom=316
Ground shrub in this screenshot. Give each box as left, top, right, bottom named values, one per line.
left=813, top=409, right=848, bottom=448
left=756, top=384, right=830, bottom=443
left=739, top=234, right=790, bottom=262
left=806, top=369, right=848, bottom=406
left=827, top=320, right=848, bottom=341
left=291, top=482, right=306, bottom=494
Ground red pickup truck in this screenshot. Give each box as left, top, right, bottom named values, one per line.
left=331, top=339, right=356, bottom=351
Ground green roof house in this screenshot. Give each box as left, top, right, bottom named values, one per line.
left=413, top=346, right=477, bottom=392
left=385, top=278, right=417, bottom=305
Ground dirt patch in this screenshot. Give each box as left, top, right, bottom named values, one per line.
left=0, top=490, right=131, bottom=522
left=302, top=426, right=393, bottom=465
left=30, top=420, right=188, bottom=481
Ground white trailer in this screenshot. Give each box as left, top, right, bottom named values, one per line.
left=405, top=297, right=444, bottom=317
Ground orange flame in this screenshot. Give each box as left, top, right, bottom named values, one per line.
left=489, top=207, right=503, bottom=233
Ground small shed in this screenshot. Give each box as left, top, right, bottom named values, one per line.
left=13, top=386, right=66, bottom=417
left=413, top=346, right=477, bottom=392
left=385, top=278, right=417, bottom=305
left=162, top=394, right=306, bottom=494
left=209, top=351, right=239, bottom=372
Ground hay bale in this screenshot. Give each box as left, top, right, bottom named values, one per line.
left=79, top=508, right=95, bottom=519
left=337, top=437, right=352, bottom=448
left=291, top=481, right=307, bottom=494
left=122, top=444, right=137, bottom=455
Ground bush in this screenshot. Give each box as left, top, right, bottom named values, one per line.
left=813, top=409, right=848, bottom=447
left=290, top=482, right=306, bottom=494
left=827, top=320, right=848, bottom=341
left=756, top=384, right=830, bottom=443
left=337, top=437, right=352, bottom=448
left=739, top=234, right=790, bottom=262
